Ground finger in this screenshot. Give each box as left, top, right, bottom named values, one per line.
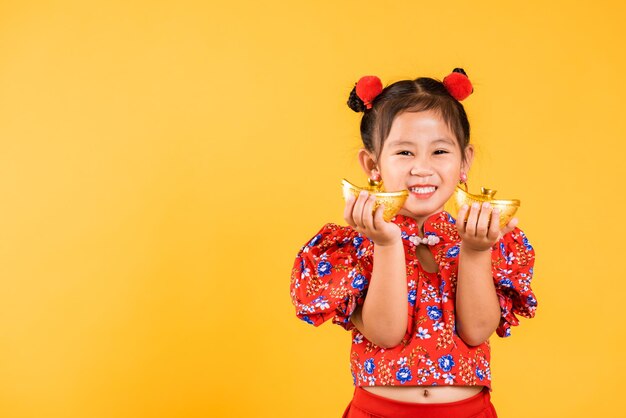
left=373, top=203, right=386, bottom=229
left=352, top=191, right=369, bottom=229
left=500, top=217, right=519, bottom=237
left=465, top=202, right=480, bottom=237
left=362, top=194, right=377, bottom=232
left=476, top=202, right=492, bottom=238
left=344, top=194, right=357, bottom=227
left=456, top=204, right=469, bottom=234
left=487, top=207, right=501, bottom=241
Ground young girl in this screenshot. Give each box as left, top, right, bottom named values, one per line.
left=290, top=69, right=537, bottom=418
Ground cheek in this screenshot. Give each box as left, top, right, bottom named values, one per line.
left=379, top=160, right=405, bottom=178
left=379, top=172, right=405, bottom=191
left=436, top=159, right=461, bottom=177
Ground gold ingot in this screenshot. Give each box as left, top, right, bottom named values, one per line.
left=341, top=179, right=409, bottom=222
left=451, top=183, right=520, bottom=228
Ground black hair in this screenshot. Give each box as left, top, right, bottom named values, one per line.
left=347, top=70, right=471, bottom=163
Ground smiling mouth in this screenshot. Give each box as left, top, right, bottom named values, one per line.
left=409, top=186, right=437, bottom=194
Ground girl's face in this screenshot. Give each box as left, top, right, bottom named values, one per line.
left=372, top=109, right=473, bottom=225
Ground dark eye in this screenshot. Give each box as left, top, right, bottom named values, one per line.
left=434, top=150, right=449, bottom=155
left=398, top=151, right=412, bottom=156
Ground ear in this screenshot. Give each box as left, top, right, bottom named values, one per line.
left=358, top=149, right=378, bottom=178
left=461, top=144, right=474, bottom=175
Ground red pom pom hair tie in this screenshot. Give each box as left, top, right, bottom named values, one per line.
left=443, top=68, right=473, bottom=101
left=355, top=76, right=383, bottom=109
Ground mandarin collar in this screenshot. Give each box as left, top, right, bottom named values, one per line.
left=390, top=211, right=459, bottom=248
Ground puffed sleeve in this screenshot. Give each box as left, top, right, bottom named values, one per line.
left=492, top=227, right=537, bottom=337
left=290, top=223, right=373, bottom=331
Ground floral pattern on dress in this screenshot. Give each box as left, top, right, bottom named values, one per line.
left=290, top=211, right=537, bottom=389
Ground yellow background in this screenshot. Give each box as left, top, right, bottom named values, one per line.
left=0, top=1, right=624, bottom=417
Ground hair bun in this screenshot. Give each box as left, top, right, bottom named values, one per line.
left=347, top=76, right=383, bottom=112
left=452, top=68, right=467, bottom=76
left=443, top=68, right=473, bottom=101
left=347, top=86, right=367, bottom=112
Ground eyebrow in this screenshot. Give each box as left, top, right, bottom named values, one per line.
left=433, top=138, right=456, bottom=146
left=387, top=138, right=456, bottom=147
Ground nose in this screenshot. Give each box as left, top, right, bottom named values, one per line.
left=409, top=157, right=433, bottom=177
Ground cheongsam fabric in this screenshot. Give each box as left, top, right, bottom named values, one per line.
left=290, top=211, right=537, bottom=390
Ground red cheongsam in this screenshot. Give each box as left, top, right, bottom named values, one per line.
left=290, top=211, right=537, bottom=389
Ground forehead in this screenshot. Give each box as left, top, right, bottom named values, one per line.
left=385, top=110, right=458, bottom=146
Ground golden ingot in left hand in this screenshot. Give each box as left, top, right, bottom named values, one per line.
left=341, top=178, right=408, bottom=222
left=451, top=183, right=520, bottom=228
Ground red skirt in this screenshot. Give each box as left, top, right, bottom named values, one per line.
left=342, top=386, right=498, bottom=418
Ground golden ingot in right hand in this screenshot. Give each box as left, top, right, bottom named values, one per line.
left=341, top=178, right=408, bottom=222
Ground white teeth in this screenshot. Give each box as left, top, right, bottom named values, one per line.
left=410, top=186, right=436, bottom=194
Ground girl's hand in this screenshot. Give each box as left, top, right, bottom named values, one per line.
left=344, top=191, right=401, bottom=246
left=457, top=202, right=518, bottom=252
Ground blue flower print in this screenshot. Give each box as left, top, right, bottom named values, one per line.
left=396, top=367, right=412, bottom=384
left=499, top=241, right=506, bottom=256
left=527, top=294, right=538, bottom=307
left=416, top=327, right=431, bottom=339
left=443, top=373, right=455, bottom=384
left=476, top=367, right=485, bottom=381
left=312, top=296, right=330, bottom=310
left=447, top=213, right=456, bottom=224
left=309, top=234, right=322, bottom=247
left=317, top=261, right=332, bottom=277
left=427, top=306, right=443, bottom=321
left=521, top=232, right=533, bottom=250
left=446, top=246, right=460, bottom=258
left=498, top=278, right=513, bottom=288
left=353, top=236, right=363, bottom=249
left=496, top=268, right=512, bottom=281
left=504, top=251, right=516, bottom=265
left=408, top=289, right=417, bottom=306
left=438, top=354, right=455, bottom=372
left=352, top=371, right=357, bottom=386
left=365, top=358, right=375, bottom=374
left=351, top=274, right=367, bottom=290
left=301, top=315, right=314, bottom=325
